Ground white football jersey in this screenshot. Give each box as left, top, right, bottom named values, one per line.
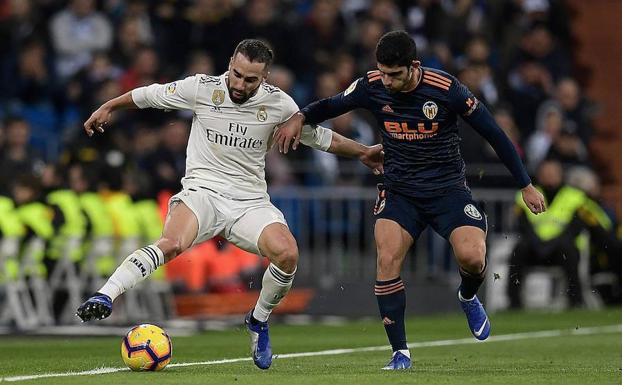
left=131, top=72, right=332, bottom=199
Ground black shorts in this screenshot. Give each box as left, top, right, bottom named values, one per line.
left=373, top=184, right=487, bottom=240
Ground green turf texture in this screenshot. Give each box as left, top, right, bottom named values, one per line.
left=0, top=308, right=621, bottom=385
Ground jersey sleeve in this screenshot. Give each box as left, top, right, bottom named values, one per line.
left=131, top=75, right=199, bottom=111
left=299, top=124, right=333, bottom=151
left=447, top=78, right=480, bottom=117
left=279, top=91, right=302, bottom=122
left=301, top=77, right=369, bottom=125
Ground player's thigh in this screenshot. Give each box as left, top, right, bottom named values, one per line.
left=228, top=202, right=289, bottom=256
left=159, top=189, right=221, bottom=260
left=375, top=219, right=415, bottom=257
left=374, top=219, right=414, bottom=279
left=156, top=200, right=198, bottom=260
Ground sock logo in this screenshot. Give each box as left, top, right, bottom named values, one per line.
left=383, top=317, right=395, bottom=325
left=129, top=257, right=147, bottom=277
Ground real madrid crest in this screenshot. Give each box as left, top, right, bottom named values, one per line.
left=212, top=89, right=225, bottom=106
left=257, top=106, right=267, bottom=122
left=422, top=101, right=438, bottom=120
left=165, top=82, right=177, bottom=95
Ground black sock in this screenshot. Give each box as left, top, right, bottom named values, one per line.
left=459, top=260, right=487, bottom=299
left=375, top=277, right=407, bottom=351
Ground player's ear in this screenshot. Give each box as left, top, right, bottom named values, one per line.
left=412, top=60, right=421, bottom=69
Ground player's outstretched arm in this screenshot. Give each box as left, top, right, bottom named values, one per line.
left=463, top=104, right=545, bottom=214
left=85, top=76, right=198, bottom=137
left=84, top=91, right=137, bottom=137
left=277, top=78, right=366, bottom=153
left=328, top=132, right=384, bottom=175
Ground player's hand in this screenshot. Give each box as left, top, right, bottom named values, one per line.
left=521, top=184, right=546, bottom=214
left=360, top=144, right=384, bottom=175
left=275, top=112, right=304, bottom=154
left=83, top=105, right=112, bottom=137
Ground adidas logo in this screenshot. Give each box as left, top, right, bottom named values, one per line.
left=382, top=105, right=394, bottom=113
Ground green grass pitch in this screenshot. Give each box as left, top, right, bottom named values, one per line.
left=1, top=308, right=621, bottom=385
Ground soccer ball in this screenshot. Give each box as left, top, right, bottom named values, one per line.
left=121, top=324, right=172, bottom=371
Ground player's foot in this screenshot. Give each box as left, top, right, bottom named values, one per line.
left=244, top=310, right=272, bottom=369
left=76, top=292, right=112, bottom=322
left=458, top=290, right=490, bottom=340
left=382, top=350, right=412, bottom=370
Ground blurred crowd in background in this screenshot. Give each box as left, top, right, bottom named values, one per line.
left=1, top=0, right=621, bottom=312
left=0, top=0, right=598, bottom=193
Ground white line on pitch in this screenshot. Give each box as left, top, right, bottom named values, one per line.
left=2, top=323, right=621, bottom=382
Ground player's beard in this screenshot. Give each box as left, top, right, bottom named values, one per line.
left=228, top=87, right=249, bottom=104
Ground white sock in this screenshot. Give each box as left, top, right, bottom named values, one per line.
left=395, top=349, right=411, bottom=359
left=98, top=245, right=164, bottom=301
left=252, top=263, right=296, bottom=322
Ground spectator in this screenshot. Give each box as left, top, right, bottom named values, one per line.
left=236, top=0, right=300, bottom=70
left=0, top=0, right=47, bottom=65
left=186, top=0, right=238, bottom=72
left=0, top=117, right=45, bottom=189
left=367, top=0, right=403, bottom=32
left=516, top=24, right=570, bottom=81
left=10, top=39, right=55, bottom=106
left=545, top=130, right=588, bottom=169
left=302, top=0, right=347, bottom=72
left=507, top=159, right=585, bottom=308
left=119, top=46, right=161, bottom=93
left=525, top=103, right=564, bottom=172
left=50, top=0, right=113, bottom=80
left=351, top=17, right=385, bottom=74
left=140, top=119, right=189, bottom=194
left=184, top=50, right=215, bottom=77
left=111, top=16, right=154, bottom=68
left=404, top=1, right=449, bottom=56
left=507, top=60, right=553, bottom=135
left=555, top=78, right=595, bottom=145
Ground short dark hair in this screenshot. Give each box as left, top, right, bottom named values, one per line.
left=233, top=39, right=274, bottom=68
left=376, top=31, right=417, bottom=67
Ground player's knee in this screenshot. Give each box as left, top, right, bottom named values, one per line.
left=455, top=240, right=486, bottom=273
left=269, top=241, right=299, bottom=274
left=156, top=237, right=183, bottom=261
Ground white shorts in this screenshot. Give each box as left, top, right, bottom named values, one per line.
left=168, top=187, right=287, bottom=255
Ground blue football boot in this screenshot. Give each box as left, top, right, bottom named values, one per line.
left=382, top=351, right=412, bottom=370
left=458, top=290, right=491, bottom=340
left=76, top=292, right=113, bottom=322
left=245, top=310, right=273, bottom=369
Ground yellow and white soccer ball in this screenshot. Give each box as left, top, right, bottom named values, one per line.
left=121, top=324, right=172, bottom=371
